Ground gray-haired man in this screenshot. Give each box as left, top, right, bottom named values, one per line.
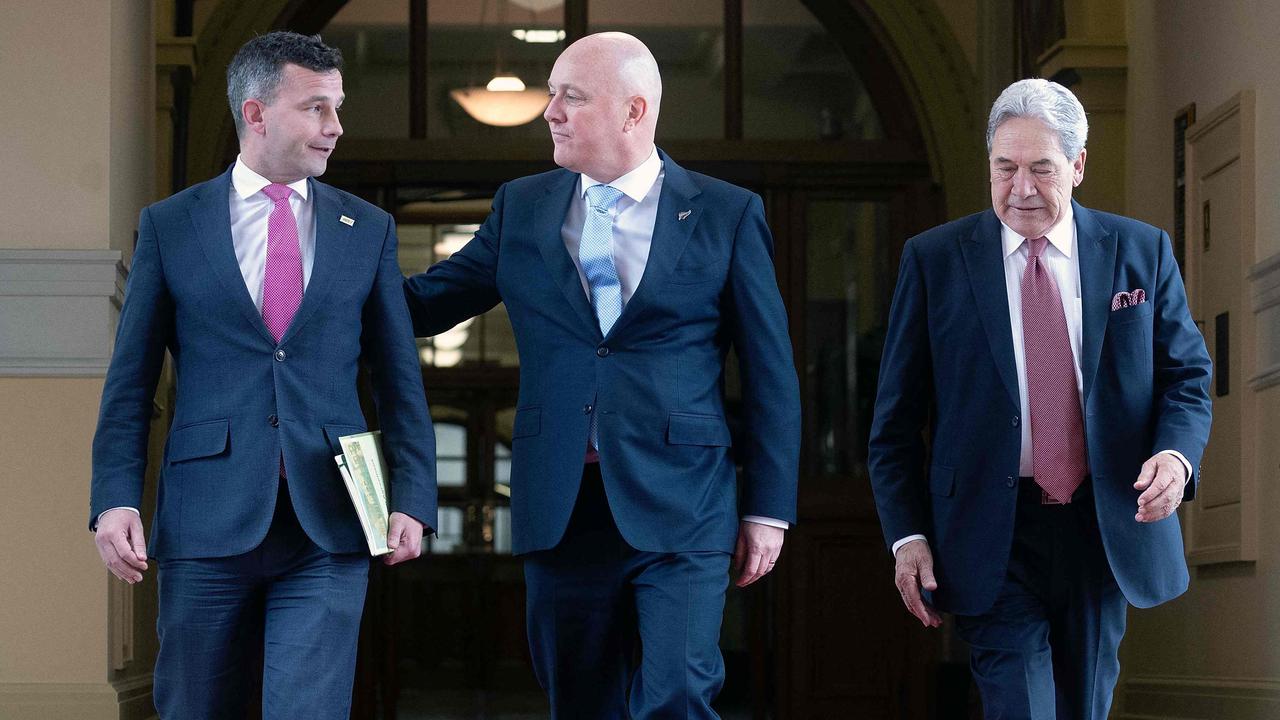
left=869, top=79, right=1211, bottom=718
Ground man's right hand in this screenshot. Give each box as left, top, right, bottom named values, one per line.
left=95, top=509, right=148, bottom=584
left=894, top=539, right=942, bottom=628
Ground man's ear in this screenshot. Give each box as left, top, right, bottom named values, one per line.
left=623, top=96, right=648, bottom=132
left=242, top=98, right=268, bottom=136
left=1072, top=148, right=1087, bottom=187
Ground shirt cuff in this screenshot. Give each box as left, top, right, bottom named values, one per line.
left=743, top=515, right=789, bottom=530
left=1157, top=449, right=1193, bottom=484
left=95, top=507, right=140, bottom=530
left=892, top=534, right=928, bottom=557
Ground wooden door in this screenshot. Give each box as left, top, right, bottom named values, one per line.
left=759, top=180, right=943, bottom=719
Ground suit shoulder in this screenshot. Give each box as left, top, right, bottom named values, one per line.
left=1084, top=208, right=1166, bottom=242
left=503, top=168, right=575, bottom=198
left=317, top=181, right=391, bottom=222
left=905, top=211, right=987, bottom=256
left=145, top=174, right=224, bottom=218
left=682, top=169, right=756, bottom=207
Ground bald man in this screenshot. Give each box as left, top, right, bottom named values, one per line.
left=404, top=33, right=799, bottom=718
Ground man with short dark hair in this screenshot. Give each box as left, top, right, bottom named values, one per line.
left=405, top=32, right=800, bottom=718
left=869, top=78, right=1212, bottom=718
left=90, top=31, right=436, bottom=718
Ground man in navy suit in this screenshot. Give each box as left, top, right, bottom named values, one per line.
left=869, top=78, right=1212, bottom=718
left=404, top=32, right=800, bottom=719
left=90, top=32, right=436, bottom=719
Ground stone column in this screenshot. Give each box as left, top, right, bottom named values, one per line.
left=0, top=1, right=155, bottom=718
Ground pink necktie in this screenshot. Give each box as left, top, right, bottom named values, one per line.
left=261, top=183, right=303, bottom=343
left=1022, top=237, right=1087, bottom=504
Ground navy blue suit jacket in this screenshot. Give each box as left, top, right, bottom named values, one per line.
left=91, top=168, right=437, bottom=559
left=405, top=151, right=800, bottom=555
left=868, top=201, right=1212, bottom=615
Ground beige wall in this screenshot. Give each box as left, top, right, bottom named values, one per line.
left=0, top=378, right=108, bottom=682
left=0, top=0, right=154, bottom=717
left=0, top=0, right=152, bottom=257
left=1127, top=0, right=1280, bottom=262
left=1119, top=0, right=1280, bottom=715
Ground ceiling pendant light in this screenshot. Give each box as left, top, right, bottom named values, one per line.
left=450, top=78, right=549, bottom=127
left=450, top=0, right=551, bottom=127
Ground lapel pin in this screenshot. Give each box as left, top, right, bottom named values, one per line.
left=678, top=210, right=692, bottom=221
left=339, top=215, right=355, bottom=226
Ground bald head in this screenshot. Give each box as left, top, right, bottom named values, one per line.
left=544, top=32, right=663, bottom=181
left=564, top=32, right=663, bottom=116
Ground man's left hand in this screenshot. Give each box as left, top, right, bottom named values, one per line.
left=384, top=511, right=425, bottom=565
left=732, top=521, right=785, bottom=588
left=1134, top=453, right=1187, bottom=523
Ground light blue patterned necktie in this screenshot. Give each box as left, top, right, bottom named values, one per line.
left=579, top=183, right=625, bottom=450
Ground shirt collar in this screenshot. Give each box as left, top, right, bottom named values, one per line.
left=232, top=155, right=310, bottom=201
left=579, top=147, right=662, bottom=203
left=1000, top=202, right=1074, bottom=259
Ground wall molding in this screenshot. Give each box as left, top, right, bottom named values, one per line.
left=1182, top=90, right=1257, bottom=566
left=0, top=249, right=124, bottom=377
left=1250, top=252, right=1280, bottom=390
left=0, top=676, right=154, bottom=720
left=1118, top=675, right=1280, bottom=719
left=0, top=681, right=122, bottom=720
left=112, top=672, right=156, bottom=720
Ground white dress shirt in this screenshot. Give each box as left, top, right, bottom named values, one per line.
left=891, top=206, right=1190, bottom=556
left=230, top=156, right=316, bottom=308
left=96, top=157, right=317, bottom=527
left=560, top=147, right=787, bottom=531
left=562, top=147, right=663, bottom=305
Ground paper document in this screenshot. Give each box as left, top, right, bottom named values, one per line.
left=334, top=430, right=392, bottom=556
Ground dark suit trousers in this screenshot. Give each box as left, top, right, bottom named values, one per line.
left=524, top=464, right=732, bottom=720
left=954, top=480, right=1128, bottom=720
left=153, top=481, right=369, bottom=720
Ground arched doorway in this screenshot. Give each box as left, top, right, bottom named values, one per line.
left=177, top=1, right=973, bottom=717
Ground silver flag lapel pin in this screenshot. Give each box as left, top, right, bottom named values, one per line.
left=339, top=215, right=355, bottom=226
left=677, top=210, right=692, bottom=221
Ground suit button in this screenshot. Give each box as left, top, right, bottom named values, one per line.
left=596, top=346, right=610, bottom=357
left=583, top=404, right=593, bottom=415
left=269, top=414, right=279, bottom=427
left=1011, top=416, right=1020, bottom=427
left=275, top=349, right=286, bottom=362
left=1006, top=476, right=1016, bottom=488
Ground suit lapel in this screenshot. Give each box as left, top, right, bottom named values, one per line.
left=1074, top=201, right=1117, bottom=402
left=534, top=170, right=602, bottom=337
left=960, top=210, right=1020, bottom=410
left=280, top=178, right=351, bottom=346
left=188, top=167, right=277, bottom=345
left=606, top=150, right=702, bottom=341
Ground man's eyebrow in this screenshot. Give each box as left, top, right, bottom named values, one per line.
left=991, top=156, right=1054, bottom=166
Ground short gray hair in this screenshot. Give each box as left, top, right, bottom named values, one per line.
left=227, top=31, right=343, bottom=137
left=986, top=79, right=1088, bottom=160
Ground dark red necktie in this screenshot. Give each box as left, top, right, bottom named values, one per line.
left=1021, top=237, right=1087, bottom=504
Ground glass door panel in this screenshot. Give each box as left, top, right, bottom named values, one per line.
left=804, top=199, right=892, bottom=482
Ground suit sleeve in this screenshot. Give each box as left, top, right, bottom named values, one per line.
left=724, top=193, right=801, bottom=524
left=403, top=184, right=506, bottom=337
left=1149, top=229, right=1212, bottom=501
left=867, top=239, right=932, bottom=551
left=362, top=214, right=439, bottom=531
left=89, top=208, right=173, bottom=529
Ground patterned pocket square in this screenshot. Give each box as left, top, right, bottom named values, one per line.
left=1110, top=288, right=1147, bottom=311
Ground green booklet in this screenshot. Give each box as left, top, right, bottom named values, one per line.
left=334, top=430, right=392, bottom=556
